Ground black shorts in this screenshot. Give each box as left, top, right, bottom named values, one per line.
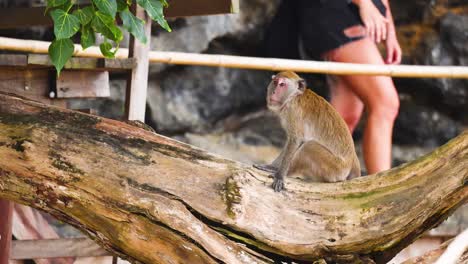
left=297, top=0, right=387, bottom=59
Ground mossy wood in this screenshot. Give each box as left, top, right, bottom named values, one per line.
left=0, top=92, right=466, bottom=263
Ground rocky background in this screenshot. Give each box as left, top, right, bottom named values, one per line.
left=0, top=0, right=467, bottom=260
left=2, top=0, right=464, bottom=166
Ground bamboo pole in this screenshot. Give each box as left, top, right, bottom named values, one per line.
left=2, top=36, right=468, bottom=78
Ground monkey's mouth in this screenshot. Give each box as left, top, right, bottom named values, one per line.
left=268, top=98, right=282, bottom=106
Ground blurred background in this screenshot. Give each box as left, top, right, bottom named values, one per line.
left=0, top=0, right=467, bottom=263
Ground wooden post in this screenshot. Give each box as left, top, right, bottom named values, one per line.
left=125, top=4, right=151, bottom=122
left=0, top=200, right=13, bottom=264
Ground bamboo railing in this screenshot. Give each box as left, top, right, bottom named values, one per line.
left=1, top=36, right=468, bottom=78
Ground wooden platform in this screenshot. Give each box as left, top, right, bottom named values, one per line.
left=0, top=0, right=239, bottom=29
left=11, top=238, right=108, bottom=259
left=0, top=54, right=135, bottom=71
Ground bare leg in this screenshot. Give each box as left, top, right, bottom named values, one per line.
left=327, top=75, right=364, bottom=132
left=326, top=38, right=400, bottom=173
left=0, top=200, right=13, bottom=264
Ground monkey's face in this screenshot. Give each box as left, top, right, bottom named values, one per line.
left=267, top=74, right=305, bottom=112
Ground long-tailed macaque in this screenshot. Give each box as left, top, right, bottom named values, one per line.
left=255, top=71, right=361, bottom=192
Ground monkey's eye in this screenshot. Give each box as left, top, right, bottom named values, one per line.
left=273, top=80, right=278, bottom=85
left=279, top=83, right=285, bottom=87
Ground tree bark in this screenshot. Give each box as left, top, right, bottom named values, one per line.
left=0, top=92, right=466, bottom=264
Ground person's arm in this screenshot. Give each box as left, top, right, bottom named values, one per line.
left=351, top=0, right=389, bottom=43
left=381, top=0, right=402, bottom=64
left=351, top=0, right=402, bottom=64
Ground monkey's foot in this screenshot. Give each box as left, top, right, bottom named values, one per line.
left=253, top=164, right=277, bottom=173
left=272, top=178, right=284, bottom=192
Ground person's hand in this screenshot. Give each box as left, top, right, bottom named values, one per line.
left=385, top=32, right=402, bottom=64
left=353, top=0, right=388, bottom=43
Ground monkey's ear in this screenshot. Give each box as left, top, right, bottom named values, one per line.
left=298, top=79, right=306, bottom=92
left=271, top=75, right=276, bottom=79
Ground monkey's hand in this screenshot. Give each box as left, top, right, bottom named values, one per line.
left=272, top=172, right=284, bottom=192
left=253, top=164, right=278, bottom=173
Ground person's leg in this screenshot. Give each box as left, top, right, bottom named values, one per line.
left=0, top=200, right=13, bottom=264
left=328, top=38, right=400, bottom=174
left=327, top=75, right=364, bottom=133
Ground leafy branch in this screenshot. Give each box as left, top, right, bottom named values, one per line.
left=46, top=0, right=171, bottom=75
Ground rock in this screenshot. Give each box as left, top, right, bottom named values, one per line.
left=217, top=110, right=286, bottom=147
left=183, top=132, right=280, bottom=165
left=67, top=78, right=127, bottom=120
left=428, top=203, right=468, bottom=237
left=390, top=144, right=434, bottom=167
left=180, top=111, right=283, bottom=165
left=145, top=0, right=281, bottom=133
left=420, top=13, right=468, bottom=116
left=147, top=66, right=272, bottom=133
left=148, top=0, right=280, bottom=73
left=393, top=100, right=462, bottom=147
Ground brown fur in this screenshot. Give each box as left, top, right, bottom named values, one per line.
left=259, top=71, right=360, bottom=191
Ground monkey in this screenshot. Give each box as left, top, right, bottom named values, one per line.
left=255, top=71, right=361, bottom=192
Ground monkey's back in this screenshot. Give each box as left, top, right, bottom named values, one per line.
left=292, top=89, right=360, bottom=175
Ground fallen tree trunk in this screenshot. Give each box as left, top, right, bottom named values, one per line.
left=0, top=92, right=466, bottom=264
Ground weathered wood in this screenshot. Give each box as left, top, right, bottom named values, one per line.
left=76, top=109, right=98, bottom=115
left=56, top=71, right=110, bottom=98
left=12, top=204, right=75, bottom=263
left=0, top=200, right=13, bottom=264
left=125, top=4, right=151, bottom=122
left=0, top=54, right=27, bottom=67
left=165, top=0, right=239, bottom=17
left=28, top=54, right=136, bottom=71
left=434, top=228, right=468, bottom=264
left=0, top=1, right=238, bottom=29
left=401, top=238, right=468, bottom=264
left=11, top=238, right=109, bottom=259
left=0, top=7, right=51, bottom=29
left=0, top=92, right=466, bottom=263
left=0, top=54, right=135, bottom=71
left=0, top=69, right=67, bottom=108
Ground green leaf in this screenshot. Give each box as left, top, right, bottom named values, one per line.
left=51, top=9, right=80, bottom=39
left=117, top=0, right=128, bottom=12
left=45, top=0, right=71, bottom=15
left=47, top=0, right=68, bottom=8
left=120, top=8, right=147, bottom=43
left=92, top=0, right=118, bottom=17
left=48, top=38, right=74, bottom=75
left=92, top=11, right=123, bottom=42
left=81, top=25, right=96, bottom=49
left=99, top=42, right=117, bottom=58
left=73, top=6, right=94, bottom=25
left=136, top=0, right=171, bottom=32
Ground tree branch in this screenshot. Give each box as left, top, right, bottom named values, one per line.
left=0, top=92, right=466, bottom=263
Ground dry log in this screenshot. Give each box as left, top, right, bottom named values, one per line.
left=402, top=237, right=468, bottom=264
left=0, top=92, right=466, bottom=264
